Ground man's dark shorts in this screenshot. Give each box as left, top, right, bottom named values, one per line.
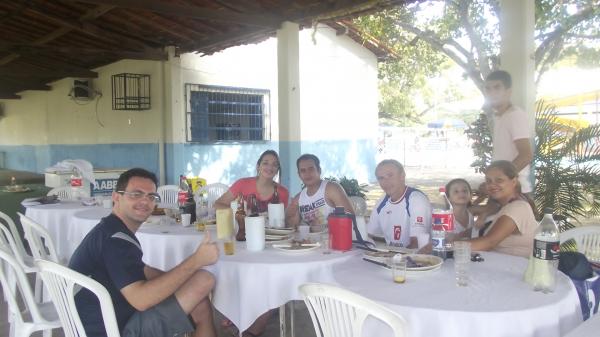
left=122, top=295, right=194, bottom=337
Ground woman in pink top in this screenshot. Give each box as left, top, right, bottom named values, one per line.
left=215, top=150, right=289, bottom=212
left=214, top=150, right=289, bottom=337
left=461, top=160, right=538, bottom=258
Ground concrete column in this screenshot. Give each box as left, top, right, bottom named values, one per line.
left=499, top=0, right=536, bottom=129
left=277, top=22, right=302, bottom=195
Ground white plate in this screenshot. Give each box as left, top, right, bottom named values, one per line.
left=406, top=254, right=443, bottom=271
left=272, top=243, right=320, bottom=253
left=266, top=234, right=290, bottom=241
left=265, top=228, right=295, bottom=235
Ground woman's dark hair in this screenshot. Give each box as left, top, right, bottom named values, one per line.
left=115, top=168, right=158, bottom=192
left=445, top=178, right=473, bottom=208
left=256, top=149, right=281, bottom=180
left=485, top=160, right=537, bottom=217
left=296, top=153, right=321, bottom=173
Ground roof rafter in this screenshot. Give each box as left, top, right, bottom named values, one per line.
left=0, top=4, right=116, bottom=66
left=74, top=0, right=282, bottom=27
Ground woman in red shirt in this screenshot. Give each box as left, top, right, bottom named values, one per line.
left=215, top=149, right=289, bottom=211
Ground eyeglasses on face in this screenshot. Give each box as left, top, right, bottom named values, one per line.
left=117, top=191, right=161, bottom=203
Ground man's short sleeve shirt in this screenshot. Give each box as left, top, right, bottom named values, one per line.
left=69, top=213, right=146, bottom=337
left=367, top=187, right=432, bottom=246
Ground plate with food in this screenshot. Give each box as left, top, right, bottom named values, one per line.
left=405, top=254, right=443, bottom=271
left=272, top=242, right=320, bottom=253
left=265, top=234, right=291, bottom=241
left=3, top=185, right=32, bottom=193
left=265, top=227, right=295, bottom=235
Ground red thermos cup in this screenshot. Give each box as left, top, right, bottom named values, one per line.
left=328, top=207, right=353, bottom=251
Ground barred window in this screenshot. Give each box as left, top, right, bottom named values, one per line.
left=185, top=84, right=271, bottom=143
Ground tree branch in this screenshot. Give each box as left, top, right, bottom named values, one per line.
left=395, top=20, right=484, bottom=91
left=535, top=4, right=598, bottom=67
left=455, top=0, right=489, bottom=84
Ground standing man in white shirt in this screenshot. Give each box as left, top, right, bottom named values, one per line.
left=368, top=159, right=432, bottom=248
left=484, top=70, right=534, bottom=194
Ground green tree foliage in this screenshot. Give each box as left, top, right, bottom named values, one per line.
left=353, top=0, right=600, bottom=122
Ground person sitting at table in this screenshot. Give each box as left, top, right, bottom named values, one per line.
left=285, top=153, right=355, bottom=231
left=214, top=149, right=289, bottom=337
left=368, top=159, right=432, bottom=249
left=457, top=160, right=538, bottom=257
left=214, top=149, right=289, bottom=211
left=445, top=178, right=476, bottom=239
left=69, top=168, right=219, bottom=337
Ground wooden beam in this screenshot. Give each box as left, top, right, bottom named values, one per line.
left=24, top=7, right=156, bottom=52
left=0, top=43, right=167, bottom=61
left=185, top=27, right=275, bottom=54
left=75, top=0, right=281, bottom=27
left=0, top=4, right=115, bottom=66
left=0, top=93, right=21, bottom=100
left=0, top=66, right=98, bottom=79
left=0, top=81, right=52, bottom=92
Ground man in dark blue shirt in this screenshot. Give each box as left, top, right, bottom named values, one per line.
left=70, top=168, right=218, bottom=337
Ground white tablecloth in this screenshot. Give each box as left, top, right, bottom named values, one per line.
left=136, top=223, right=206, bottom=270
left=564, top=313, right=600, bottom=337
left=24, top=201, right=99, bottom=262
left=70, top=208, right=112, bottom=250
left=331, top=252, right=583, bottom=337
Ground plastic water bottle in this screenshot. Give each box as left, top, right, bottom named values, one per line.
left=70, top=169, right=84, bottom=200
left=524, top=208, right=560, bottom=293
left=431, top=187, right=454, bottom=259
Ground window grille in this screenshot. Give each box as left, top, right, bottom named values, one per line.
left=185, top=84, right=270, bottom=143
left=111, top=73, right=151, bottom=110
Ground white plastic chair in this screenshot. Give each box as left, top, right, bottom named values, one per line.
left=157, top=185, right=179, bottom=205
left=560, top=225, right=600, bottom=263
left=198, top=183, right=229, bottom=208
left=36, top=259, right=121, bottom=337
left=47, top=186, right=89, bottom=200
left=299, top=283, right=408, bottom=337
left=0, top=248, right=61, bottom=337
left=17, top=213, right=61, bottom=264
left=0, top=218, right=44, bottom=303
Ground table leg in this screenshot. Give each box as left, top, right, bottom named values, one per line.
left=290, top=301, right=295, bottom=337
left=279, top=304, right=287, bottom=337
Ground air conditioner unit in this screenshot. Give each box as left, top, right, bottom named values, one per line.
left=71, top=79, right=94, bottom=99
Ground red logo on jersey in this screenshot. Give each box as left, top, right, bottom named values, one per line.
left=393, top=225, right=401, bottom=240
left=417, top=216, right=423, bottom=223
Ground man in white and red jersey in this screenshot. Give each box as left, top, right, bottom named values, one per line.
left=368, top=159, right=432, bottom=248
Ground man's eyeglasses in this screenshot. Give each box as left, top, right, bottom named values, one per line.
left=117, top=191, right=161, bottom=203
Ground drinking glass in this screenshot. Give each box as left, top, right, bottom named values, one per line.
left=391, top=254, right=407, bottom=284
left=454, top=241, right=471, bottom=286
left=321, top=233, right=332, bottom=255
left=223, top=236, right=235, bottom=256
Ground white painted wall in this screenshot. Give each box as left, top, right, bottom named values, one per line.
left=0, top=59, right=165, bottom=145
left=300, top=25, right=379, bottom=141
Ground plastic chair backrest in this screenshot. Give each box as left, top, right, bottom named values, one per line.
left=36, top=259, right=121, bottom=337
left=561, top=225, right=600, bottom=263
left=157, top=185, right=179, bottom=205
left=299, top=283, right=408, bottom=337
left=0, top=211, right=30, bottom=263
left=199, top=183, right=229, bottom=208
left=0, top=248, right=60, bottom=336
left=18, top=213, right=60, bottom=263
left=47, top=186, right=89, bottom=200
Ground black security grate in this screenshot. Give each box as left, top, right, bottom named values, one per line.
left=111, top=73, right=151, bottom=110
left=185, top=84, right=270, bottom=143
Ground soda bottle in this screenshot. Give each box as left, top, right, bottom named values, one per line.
left=235, top=194, right=247, bottom=241
left=270, top=184, right=280, bottom=204
left=248, top=194, right=259, bottom=216
left=431, top=187, right=454, bottom=259
left=178, top=175, right=190, bottom=208
left=70, top=169, right=84, bottom=200
left=524, top=208, right=560, bottom=293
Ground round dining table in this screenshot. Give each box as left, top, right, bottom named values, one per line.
left=24, top=201, right=101, bottom=263
left=331, top=252, right=583, bottom=337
